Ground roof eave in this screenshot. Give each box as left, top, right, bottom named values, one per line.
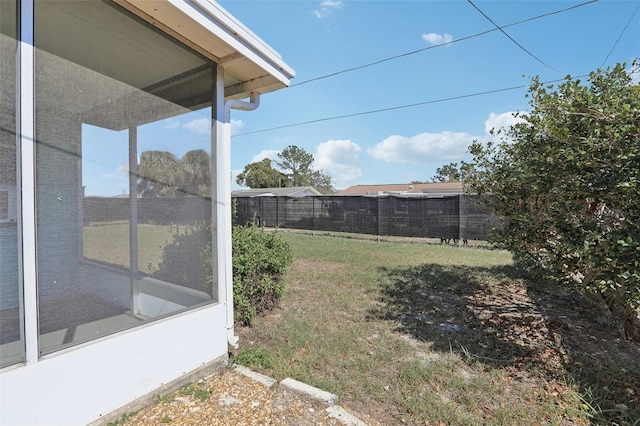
left=113, top=0, right=295, bottom=98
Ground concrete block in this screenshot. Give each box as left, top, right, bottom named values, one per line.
left=232, top=364, right=277, bottom=387
left=280, top=377, right=338, bottom=405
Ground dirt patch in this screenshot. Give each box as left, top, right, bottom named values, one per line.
left=374, top=263, right=640, bottom=422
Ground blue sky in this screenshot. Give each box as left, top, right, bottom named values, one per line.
left=81, top=0, right=639, bottom=196
left=220, top=0, right=639, bottom=191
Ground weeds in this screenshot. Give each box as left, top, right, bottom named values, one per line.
left=179, top=382, right=213, bottom=402
left=106, top=412, right=136, bottom=426
left=155, top=393, right=174, bottom=404
left=233, top=346, right=275, bottom=369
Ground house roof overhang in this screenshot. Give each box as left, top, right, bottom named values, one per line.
left=113, top=0, right=295, bottom=99
left=34, top=0, right=294, bottom=131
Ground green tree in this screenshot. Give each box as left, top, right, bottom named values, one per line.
left=267, top=145, right=334, bottom=192
left=432, top=161, right=474, bottom=182
left=180, top=149, right=211, bottom=196
left=309, top=170, right=334, bottom=194
left=466, top=62, right=640, bottom=339
left=138, top=150, right=212, bottom=197
left=276, top=145, right=314, bottom=186
left=137, top=150, right=181, bottom=197
left=235, top=158, right=288, bottom=189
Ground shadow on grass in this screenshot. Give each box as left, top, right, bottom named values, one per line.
left=370, top=263, right=640, bottom=424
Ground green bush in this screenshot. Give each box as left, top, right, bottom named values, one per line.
left=155, top=219, right=292, bottom=326
left=154, top=222, right=211, bottom=292
left=232, top=223, right=292, bottom=325
left=467, top=62, right=640, bottom=339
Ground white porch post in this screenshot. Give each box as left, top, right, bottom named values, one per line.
left=20, top=0, right=38, bottom=364
left=212, top=65, right=237, bottom=347
left=129, top=127, right=140, bottom=315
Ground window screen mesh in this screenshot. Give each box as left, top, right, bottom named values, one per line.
left=34, top=0, right=216, bottom=355
left=0, top=0, right=22, bottom=368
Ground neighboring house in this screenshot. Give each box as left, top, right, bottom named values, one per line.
left=339, top=182, right=465, bottom=196
left=0, top=1, right=293, bottom=425
left=232, top=186, right=322, bottom=198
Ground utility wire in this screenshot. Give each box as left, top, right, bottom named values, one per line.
left=232, top=1, right=603, bottom=138
left=292, top=0, right=597, bottom=87
left=232, top=75, right=589, bottom=138
left=467, top=0, right=560, bottom=73
left=600, top=2, right=640, bottom=68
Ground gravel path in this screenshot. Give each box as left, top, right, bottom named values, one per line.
left=124, top=365, right=374, bottom=426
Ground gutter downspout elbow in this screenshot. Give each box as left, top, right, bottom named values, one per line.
left=223, top=92, right=260, bottom=350
left=224, top=92, right=260, bottom=120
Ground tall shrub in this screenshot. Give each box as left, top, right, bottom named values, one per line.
left=231, top=223, right=292, bottom=325
left=467, top=62, right=640, bottom=339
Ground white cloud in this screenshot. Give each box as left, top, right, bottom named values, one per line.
left=314, top=0, right=343, bottom=18
left=251, top=149, right=280, bottom=164
left=367, top=112, right=526, bottom=167
left=314, top=139, right=362, bottom=187
left=182, top=118, right=211, bottom=134
left=163, top=119, right=180, bottom=130
left=231, top=119, right=245, bottom=135
left=484, top=112, right=524, bottom=138
left=368, top=131, right=476, bottom=164
left=422, top=32, right=453, bottom=47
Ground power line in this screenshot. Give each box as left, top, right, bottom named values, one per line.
left=467, top=0, right=559, bottom=72
left=292, top=0, right=597, bottom=87
left=232, top=75, right=589, bottom=138
left=600, top=2, right=640, bottom=68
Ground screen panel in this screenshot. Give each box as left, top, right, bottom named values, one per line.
left=0, top=0, right=23, bottom=369
left=34, top=0, right=216, bottom=355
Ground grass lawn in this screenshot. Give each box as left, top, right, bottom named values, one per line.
left=83, top=222, right=176, bottom=273
left=234, top=232, right=640, bottom=425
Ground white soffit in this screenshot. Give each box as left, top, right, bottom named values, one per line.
left=114, top=0, right=295, bottom=98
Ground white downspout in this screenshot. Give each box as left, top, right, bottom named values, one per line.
left=225, top=92, right=260, bottom=117
left=214, top=64, right=260, bottom=349
left=224, top=92, right=259, bottom=349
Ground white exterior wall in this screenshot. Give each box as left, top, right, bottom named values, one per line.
left=2, top=1, right=226, bottom=424
left=0, top=304, right=227, bottom=426
left=1, top=0, right=292, bottom=423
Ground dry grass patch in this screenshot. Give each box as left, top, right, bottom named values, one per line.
left=233, top=233, right=640, bottom=425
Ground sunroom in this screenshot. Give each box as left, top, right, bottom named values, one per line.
left=0, top=1, right=293, bottom=424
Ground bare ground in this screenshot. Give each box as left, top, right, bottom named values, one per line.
left=372, top=263, right=640, bottom=424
